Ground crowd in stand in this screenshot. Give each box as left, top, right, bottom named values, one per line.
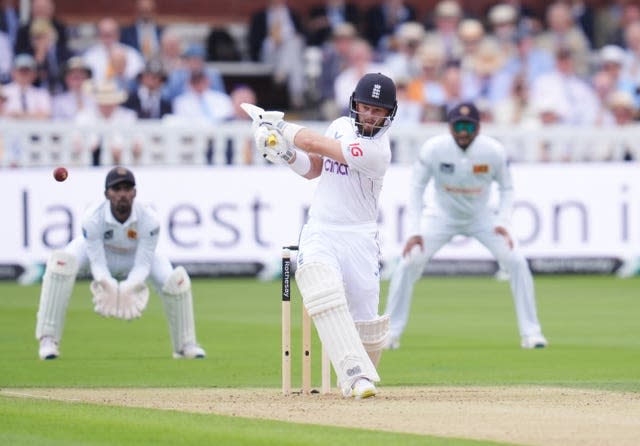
left=0, top=0, right=639, bottom=164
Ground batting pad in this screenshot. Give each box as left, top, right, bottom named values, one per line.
left=295, top=262, right=379, bottom=396
left=36, top=251, right=79, bottom=341
left=161, top=267, right=197, bottom=353
left=355, top=315, right=390, bottom=366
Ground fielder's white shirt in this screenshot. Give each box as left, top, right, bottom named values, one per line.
left=309, top=116, right=392, bottom=225
left=81, top=200, right=160, bottom=283
left=408, top=133, right=514, bottom=235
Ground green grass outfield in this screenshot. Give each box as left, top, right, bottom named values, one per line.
left=1, top=275, right=639, bottom=445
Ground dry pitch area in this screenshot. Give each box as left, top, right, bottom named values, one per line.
left=3, top=386, right=640, bottom=446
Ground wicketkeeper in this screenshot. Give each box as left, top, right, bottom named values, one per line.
left=36, top=166, right=206, bottom=360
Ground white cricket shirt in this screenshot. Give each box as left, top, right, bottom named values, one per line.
left=81, top=200, right=160, bottom=283
left=407, top=133, right=514, bottom=235
left=309, top=116, right=392, bottom=225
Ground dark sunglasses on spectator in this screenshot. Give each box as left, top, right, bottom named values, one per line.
left=452, top=121, right=477, bottom=133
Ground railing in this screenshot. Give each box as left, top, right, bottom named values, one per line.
left=0, top=120, right=638, bottom=167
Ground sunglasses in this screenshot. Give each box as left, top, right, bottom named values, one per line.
left=452, top=121, right=477, bottom=133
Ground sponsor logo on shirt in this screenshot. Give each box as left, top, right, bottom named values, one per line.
left=349, top=143, right=363, bottom=157
left=127, top=229, right=138, bottom=240
left=440, top=163, right=454, bottom=173
left=473, top=164, right=489, bottom=173
left=103, top=230, right=113, bottom=240
left=324, top=158, right=349, bottom=176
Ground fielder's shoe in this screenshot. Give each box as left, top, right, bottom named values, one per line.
left=521, top=335, right=548, bottom=349
left=39, top=336, right=59, bottom=360
left=173, top=343, right=206, bottom=359
left=384, top=336, right=400, bottom=350
left=350, top=378, right=377, bottom=399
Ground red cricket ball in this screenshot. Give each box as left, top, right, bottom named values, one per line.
left=53, top=166, right=68, bottom=182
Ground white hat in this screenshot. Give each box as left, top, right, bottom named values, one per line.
left=600, top=45, right=626, bottom=66
left=458, top=19, right=484, bottom=41
left=396, top=21, right=425, bottom=43
left=488, top=4, right=518, bottom=25
left=435, top=0, right=462, bottom=18
left=92, top=81, right=127, bottom=105
left=608, top=90, right=635, bottom=109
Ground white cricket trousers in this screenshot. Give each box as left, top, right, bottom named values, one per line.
left=297, top=220, right=382, bottom=321
left=385, top=215, right=544, bottom=340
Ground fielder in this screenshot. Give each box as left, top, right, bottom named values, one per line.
left=384, top=102, right=548, bottom=350
left=36, top=167, right=206, bottom=360
left=244, top=73, right=397, bottom=399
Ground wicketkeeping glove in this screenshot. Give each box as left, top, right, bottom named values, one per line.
left=91, top=278, right=119, bottom=318
left=117, top=280, right=149, bottom=320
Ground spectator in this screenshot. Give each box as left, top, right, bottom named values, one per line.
left=383, top=21, right=425, bottom=81
left=423, top=0, right=463, bottom=62
left=364, top=0, right=416, bottom=52
left=599, top=90, right=638, bottom=161
left=0, top=84, right=8, bottom=163
left=29, top=18, right=71, bottom=95
left=83, top=17, right=144, bottom=85
left=406, top=41, right=446, bottom=122
left=503, top=25, right=554, bottom=90
left=14, top=0, right=68, bottom=57
left=172, top=70, right=234, bottom=164
left=51, top=56, right=94, bottom=120
left=229, top=84, right=258, bottom=164
left=461, top=38, right=512, bottom=107
left=158, top=27, right=184, bottom=73
left=120, top=0, right=163, bottom=61
left=598, top=45, right=635, bottom=97
left=604, top=2, right=639, bottom=48
left=591, top=68, right=616, bottom=126
left=530, top=47, right=600, bottom=126
left=306, top=0, right=360, bottom=47
left=493, top=73, right=536, bottom=126
left=456, top=18, right=484, bottom=72
left=0, top=0, right=19, bottom=47
left=0, top=26, right=12, bottom=83
left=440, top=62, right=464, bottom=115
left=247, top=0, right=307, bottom=109
left=333, top=37, right=389, bottom=114
left=163, top=43, right=225, bottom=102
left=535, top=2, right=591, bottom=76
left=569, top=0, right=596, bottom=47
left=318, top=22, right=357, bottom=120
left=392, top=76, right=422, bottom=124
left=487, top=3, right=518, bottom=58
left=4, top=53, right=52, bottom=120
left=124, top=59, right=171, bottom=119
left=74, top=80, right=138, bottom=165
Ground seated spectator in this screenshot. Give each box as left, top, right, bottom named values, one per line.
left=229, top=84, right=258, bottom=164
left=503, top=25, right=554, bottom=90
left=29, top=18, right=71, bottom=95
left=456, top=18, right=484, bottom=72
left=158, top=27, right=184, bottom=73
left=383, top=21, right=425, bottom=81
left=0, top=0, right=19, bottom=47
left=247, top=0, right=307, bottom=109
left=206, top=26, right=242, bottom=61
left=83, top=17, right=144, bottom=86
left=0, top=84, right=8, bottom=164
left=163, top=43, right=226, bottom=102
left=306, top=0, right=360, bottom=47
left=423, top=0, right=463, bottom=62
left=0, top=27, right=12, bottom=83
left=4, top=53, right=51, bottom=120
left=51, top=56, right=94, bottom=120
left=406, top=41, right=446, bottom=121
left=172, top=70, right=234, bottom=164
left=392, top=76, right=422, bottom=124
left=461, top=38, right=513, bottom=107
left=535, top=2, right=591, bottom=76
left=14, top=0, right=68, bottom=57
left=74, top=80, right=138, bottom=165
left=364, top=0, right=416, bottom=53
left=530, top=47, right=599, bottom=126
left=120, top=0, right=163, bottom=61
left=487, top=3, right=518, bottom=59
left=318, top=22, right=357, bottom=120
left=333, top=37, right=389, bottom=114
left=124, top=59, right=171, bottom=119
left=599, top=90, right=638, bottom=161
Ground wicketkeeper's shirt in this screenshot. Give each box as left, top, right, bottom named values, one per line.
left=82, top=200, right=160, bottom=283
left=309, top=116, right=391, bottom=225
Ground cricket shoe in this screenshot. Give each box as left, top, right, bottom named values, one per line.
left=39, top=336, right=59, bottom=360
left=384, top=336, right=401, bottom=350
left=349, top=378, right=377, bottom=399
left=521, top=335, right=548, bottom=349
left=173, top=343, right=206, bottom=359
